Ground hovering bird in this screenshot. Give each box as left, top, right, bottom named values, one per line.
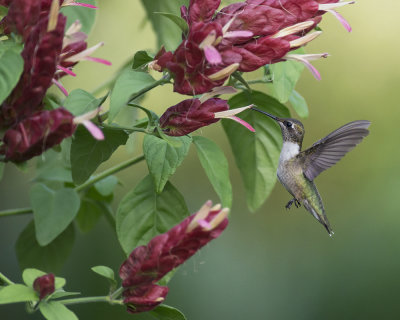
left=252, top=107, right=370, bottom=235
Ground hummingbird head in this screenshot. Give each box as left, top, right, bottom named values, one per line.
left=252, top=107, right=305, bottom=145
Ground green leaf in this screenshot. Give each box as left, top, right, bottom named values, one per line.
left=0, top=41, right=24, bottom=105
left=150, top=304, right=187, bottom=320
left=154, top=12, right=189, bottom=34
left=289, top=90, right=309, bottom=118
left=143, top=135, right=192, bottom=193
left=132, top=50, right=154, bottom=71
left=50, top=291, right=80, bottom=299
left=109, top=69, right=155, bottom=122
left=39, top=301, right=78, bottom=320
left=116, top=175, right=189, bottom=255
left=75, top=198, right=103, bottom=233
left=70, top=126, right=128, bottom=185
left=0, top=5, right=8, bottom=19
left=193, top=136, right=232, bottom=208
left=232, top=71, right=251, bottom=91
left=30, top=184, right=80, bottom=246
left=94, top=175, right=119, bottom=196
left=35, top=149, right=72, bottom=183
left=270, top=49, right=305, bottom=103
left=16, top=221, right=75, bottom=273
left=0, top=284, right=38, bottom=304
left=222, top=91, right=289, bottom=212
left=63, top=89, right=101, bottom=116
left=91, top=266, right=116, bottom=287
left=61, top=0, right=97, bottom=34
left=22, top=268, right=65, bottom=290
left=140, top=0, right=189, bottom=50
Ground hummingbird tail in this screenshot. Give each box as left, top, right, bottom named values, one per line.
left=303, top=199, right=333, bottom=236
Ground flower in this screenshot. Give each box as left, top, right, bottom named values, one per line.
left=153, top=0, right=355, bottom=93
left=0, top=0, right=108, bottom=162
left=119, top=201, right=229, bottom=313
left=159, top=87, right=254, bottom=136
left=0, top=2, right=66, bottom=127
left=0, top=0, right=107, bottom=127
left=33, top=273, right=55, bottom=300
left=0, top=107, right=103, bottom=162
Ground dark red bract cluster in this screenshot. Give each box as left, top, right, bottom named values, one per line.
left=33, top=273, right=55, bottom=300
left=0, top=0, right=103, bottom=162
left=119, top=201, right=229, bottom=313
left=1, top=108, right=76, bottom=162
left=154, top=0, right=342, bottom=95
left=159, top=98, right=229, bottom=136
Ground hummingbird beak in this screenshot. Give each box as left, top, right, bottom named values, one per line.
left=251, top=107, right=281, bottom=122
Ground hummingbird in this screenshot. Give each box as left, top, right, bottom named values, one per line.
left=252, top=107, right=370, bottom=235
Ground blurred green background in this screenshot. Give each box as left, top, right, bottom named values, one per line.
left=1, top=0, right=400, bottom=319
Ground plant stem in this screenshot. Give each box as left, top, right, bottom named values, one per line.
left=0, top=272, right=14, bottom=285
left=74, top=155, right=145, bottom=192
left=0, top=155, right=145, bottom=217
left=0, top=207, right=32, bottom=217
left=109, top=287, right=124, bottom=300
left=101, top=124, right=149, bottom=134
left=59, top=295, right=123, bottom=306
left=128, top=74, right=171, bottom=104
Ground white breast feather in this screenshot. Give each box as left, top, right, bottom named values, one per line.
left=279, top=142, right=300, bottom=162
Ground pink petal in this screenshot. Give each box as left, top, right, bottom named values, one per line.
left=327, top=10, right=352, bottom=32
left=84, top=56, right=112, bottom=66
left=203, top=45, right=222, bottom=65
left=197, top=219, right=212, bottom=230
left=224, top=30, right=253, bottom=39
left=229, top=116, right=255, bottom=132
left=57, top=65, right=76, bottom=77
left=69, top=2, right=97, bottom=9
left=82, top=120, right=104, bottom=140
left=299, top=58, right=322, bottom=81
left=52, top=79, right=68, bottom=96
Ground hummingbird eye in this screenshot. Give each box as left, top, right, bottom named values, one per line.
left=286, top=121, right=293, bottom=128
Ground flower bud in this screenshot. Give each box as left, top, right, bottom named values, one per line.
left=159, top=98, right=228, bottom=136
left=33, top=273, right=55, bottom=300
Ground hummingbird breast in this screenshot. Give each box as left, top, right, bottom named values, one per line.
left=277, top=142, right=314, bottom=201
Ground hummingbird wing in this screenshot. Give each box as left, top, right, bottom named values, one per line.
left=300, top=120, right=371, bottom=181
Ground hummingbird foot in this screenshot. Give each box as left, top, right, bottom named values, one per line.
left=285, top=198, right=301, bottom=210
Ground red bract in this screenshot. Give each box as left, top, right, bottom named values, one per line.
left=33, top=273, right=55, bottom=300
left=123, top=284, right=169, bottom=314
left=159, top=98, right=228, bottom=136
left=154, top=0, right=353, bottom=92
left=3, top=0, right=42, bottom=40
left=0, top=0, right=107, bottom=162
left=0, top=108, right=76, bottom=162
left=0, top=14, right=66, bottom=127
left=159, top=87, right=254, bottom=136
left=119, top=201, right=229, bottom=313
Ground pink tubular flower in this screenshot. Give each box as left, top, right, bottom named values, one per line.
left=33, top=273, right=55, bottom=300
left=159, top=87, right=254, bottom=136
left=119, top=201, right=229, bottom=313
left=153, top=0, right=354, bottom=93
